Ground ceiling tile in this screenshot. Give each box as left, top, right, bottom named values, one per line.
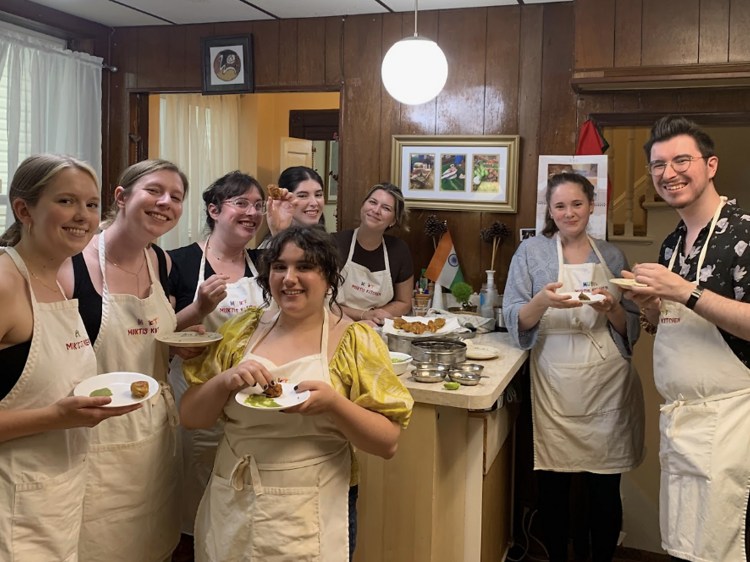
left=123, top=0, right=272, bottom=25
left=249, top=0, right=388, bottom=19
left=27, top=0, right=167, bottom=26
left=522, top=0, right=573, bottom=4
left=383, top=0, right=518, bottom=11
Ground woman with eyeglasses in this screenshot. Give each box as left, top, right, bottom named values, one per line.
left=166, top=171, right=285, bottom=559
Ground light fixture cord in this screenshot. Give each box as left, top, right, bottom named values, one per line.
left=414, top=0, right=419, bottom=37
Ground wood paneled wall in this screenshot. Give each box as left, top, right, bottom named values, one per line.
left=575, top=0, right=750, bottom=69
left=107, top=4, right=576, bottom=292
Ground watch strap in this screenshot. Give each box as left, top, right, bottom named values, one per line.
left=686, top=285, right=704, bottom=310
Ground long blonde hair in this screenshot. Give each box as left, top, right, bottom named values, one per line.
left=101, top=159, right=189, bottom=228
left=0, top=154, right=99, bottom=247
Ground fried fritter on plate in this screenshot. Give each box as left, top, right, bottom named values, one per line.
left=263, top=383, right=283, bottom=398
left=393, top=317, right=445, bottom=334
left=130, top=381, right=149, bottom=399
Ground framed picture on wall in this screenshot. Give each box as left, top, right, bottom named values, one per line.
left=391, top=135, right=520, bottom=212
left=200, top=35, right=254, bottom=95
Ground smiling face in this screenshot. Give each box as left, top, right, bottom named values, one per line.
left=117, top=169, right=185, bottom=239
left=291, top=179, right=324, bottom=226
left=16, top=167, right=100, bottom=256
left=210, top=186, right=264, bottom=245
left=360, top=188, right=397, bottom=233
left=548, top=181, right=593, bottom=238
left=649, top=134, right=717, bottom=210
left=269, top=241, right=329, bottom=316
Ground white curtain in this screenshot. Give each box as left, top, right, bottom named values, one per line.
left=0, top=25, right=102, bottom=229
left=159, top=94, right=240, bottom=250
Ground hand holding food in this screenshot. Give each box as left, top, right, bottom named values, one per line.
left=629, top=263, right=694, bottom=304
left=267, top=184, right=283, bottom=199
left=589, top=287, right=618, bottom=314
left=533, top=282, right=582, bottom=310
left=222, top=359, right=275, bottom=392
left=263, top=383, right=283, bottom=398
left=280, top=380, right=340, bottom=416
left=266, top=184, right=299, bottom=235
left=51, top=396, right=142, bottom=429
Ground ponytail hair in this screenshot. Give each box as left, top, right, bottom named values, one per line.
left=0, top=154, right=99, bottom=247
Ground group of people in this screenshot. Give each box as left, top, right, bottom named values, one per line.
left=0, top=158, right=415, bottom=562
left=505, top=116, right=750, bottom=562
left=2, top=113, right=747, bottom=562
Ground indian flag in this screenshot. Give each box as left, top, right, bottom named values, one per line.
left=425, top=230, right=464, bottom=290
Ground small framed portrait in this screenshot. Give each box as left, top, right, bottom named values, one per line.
left=201, top=35, right=254, bottom=95
left=520, top=228, right=537, bottom=241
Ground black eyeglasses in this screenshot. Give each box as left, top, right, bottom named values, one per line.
left=646, top=155, right=708, bottom=177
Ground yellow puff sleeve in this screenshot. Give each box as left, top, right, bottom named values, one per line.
left=329, top=322, right=414, bottom=428
left=182, top=308, right=263, bottom=387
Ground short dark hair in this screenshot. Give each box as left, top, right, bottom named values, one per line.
left=643, top=115, right=716, bottom=161
left=256, top=226, right=343, bottom=316
left=278, top=166, right=324, bottom=193
left=202, top=171, right=263, bottom=232
left=541, top=172, right=596, bottom=238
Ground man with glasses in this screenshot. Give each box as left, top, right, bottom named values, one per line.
left=626, top=116, right=750, bottom=562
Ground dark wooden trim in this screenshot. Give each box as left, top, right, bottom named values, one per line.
left=128, top=93, right=150, bottom=165
left=589, top=111, right=750, bottom=127
left=289, top=109, right=340, bottom=140
left=571, top=63, right=750, bottom=93
left=0, top=0, right=110, bottom=38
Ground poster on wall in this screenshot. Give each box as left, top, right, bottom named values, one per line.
left=536, top=155, right=608, bottom=240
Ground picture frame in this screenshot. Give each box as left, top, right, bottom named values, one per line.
left=391, top=135, right=520, bottom=212
left=535, top=155, right=609, bottom=239
left=326, top=140, right=339, bottom=203
left=200, top=35, right=254, bottom=95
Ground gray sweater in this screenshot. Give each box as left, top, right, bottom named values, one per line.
left=502, top=235, right=640, bottom=357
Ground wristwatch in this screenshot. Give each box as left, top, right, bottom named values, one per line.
left=685, top=285, right=704, bottom=310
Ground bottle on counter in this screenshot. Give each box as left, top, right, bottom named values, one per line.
left=479, top=270, right=498, bottom=319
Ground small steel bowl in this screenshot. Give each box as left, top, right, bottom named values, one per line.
left=412, top=368, right=448, bottom=383
left=412, top=362, right=450, bottom=372
left=448, top=370, right=482, bottom=386
left=454, top=363, right=484, bottom=375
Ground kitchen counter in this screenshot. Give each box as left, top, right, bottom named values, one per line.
left=355, top=331, right=528, bottom=562
left=398, top=331, right=528, bottom=410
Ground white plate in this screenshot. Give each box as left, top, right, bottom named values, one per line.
left=609, top=278, right=647, bottom=289
left=465, top=344, right=500, bottom=360
left=74, top=372, right=159, bottom=407
left=236, top=382, right=311, bottom=411
left=559, top=292, right=606, bottom=304
left=155, top=331, right=223, bottom=347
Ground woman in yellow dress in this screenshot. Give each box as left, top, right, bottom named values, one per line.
left=181, top=225, right=413, bottom=562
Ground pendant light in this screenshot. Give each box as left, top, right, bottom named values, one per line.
left=381, top=0, right=448, bottom=105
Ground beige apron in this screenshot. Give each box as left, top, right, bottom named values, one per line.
left=0, top=247, right=98, bottom=562
left=655, top=197, right=750, bottom=562
left=530, top=235, right=645, bottom=473
left=339, top=228, right=394, bottom=311
left=168, top=238, right=265, bottom=535
left=78, top=232, right=181, bottom=562
left=195, top=310, right=351, bottom=562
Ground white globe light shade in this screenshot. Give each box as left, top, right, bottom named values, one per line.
left=381, top=37, right=448, bottom=105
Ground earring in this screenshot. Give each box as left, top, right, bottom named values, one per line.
left=27, top=223, right=32, bottom=235
left=326, top=288, right=333, bottom=297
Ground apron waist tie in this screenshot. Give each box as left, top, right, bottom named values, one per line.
left=540, top=320, right=608, bottom=360
left=661, top=386, right=750, bottom=414
left=160, top=382, right=180, bottom=456
left=230, top=454, right=264, bottom=494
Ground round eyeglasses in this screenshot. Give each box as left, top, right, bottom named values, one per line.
left=646, top=155, right=708, bottom=177
left=224, top=198, right=267, bottom=214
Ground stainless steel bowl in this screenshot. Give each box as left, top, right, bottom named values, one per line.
left=454, top=363, right=484, bottom=375
left=412, top=362, right=450, bottom=372
left=411, top=368, right=448, bottom=383
left=410, top=340, right=467, bottom=366
left=447, top=370, right=482, bottom=386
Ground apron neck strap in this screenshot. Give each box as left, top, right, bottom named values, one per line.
left=247, top=308, right=331, bottom=361
left=667, top=196, right=727, bottom=280
left=196, top=236, right=257, bottom=301
left=98, top=230, right=156, bottom=297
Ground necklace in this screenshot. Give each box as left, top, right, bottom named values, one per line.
left=106, top=254, right=146, bottom=296
left=28, top=268, right=63, bottom=296
left=207, top=243, right=245, bottom=264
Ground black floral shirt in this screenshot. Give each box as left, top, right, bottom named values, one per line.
left=659, top=200, right=750, bottom=368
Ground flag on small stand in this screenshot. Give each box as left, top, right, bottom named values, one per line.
left=425, top=230, right=464, bottom=290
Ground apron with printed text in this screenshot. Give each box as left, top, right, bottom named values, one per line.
left=339, top=228, right=394, bottom=311
left=168, top=238, right=265, bottom=534
left=530, top=235, right=645, bottom=473
left=654, top=197, right=750, bottom=562
left=195, top=310, right=350, bottom=562
left=78, top=232, right=181, bottom=562
left=0, top=247, right=98, bottom=562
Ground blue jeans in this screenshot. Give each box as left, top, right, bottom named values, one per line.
left=349, top=485, right=359, bottom=560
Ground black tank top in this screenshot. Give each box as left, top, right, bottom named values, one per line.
left=0, top=340, right=32, bottom=400
left=72, top=246, right=170, bottom=345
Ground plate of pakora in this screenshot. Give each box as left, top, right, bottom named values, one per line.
left=236, top=382, right=311, bottom=411
left=74, top=372, right=159, bottom=407
left=383, top=315, right=462, bottom=337
left=559, top=291, right=606, bottom=304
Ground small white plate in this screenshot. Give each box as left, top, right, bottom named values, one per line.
left=236, top=382, right=311, bottom=411
left=609, top=278, right=647, bottom=289
left=74, top=372, right=159, bottom=407
left=559, top=292, right=606, bottom=304
left=156, top=331, right=223, bottom=347
left=465, top=344, right=500, bottom=360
